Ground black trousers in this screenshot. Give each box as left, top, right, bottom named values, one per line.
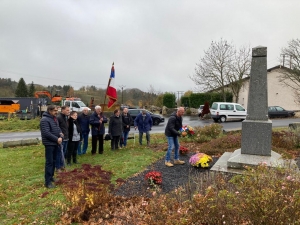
left=92, top=134, right=104, bottom=154
left=111, top=136, right=120, bottom=150
left=67, top=141, right=79, bottom=164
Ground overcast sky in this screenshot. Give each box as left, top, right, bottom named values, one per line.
left=0, top=0, right=299, bottom=94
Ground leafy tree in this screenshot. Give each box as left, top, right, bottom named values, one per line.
left=28, top=81, right=35, bottom=97
left=191, top=39, right=250, bottom=102
left=15, top=78, right=28, bottom=97
left=279, top=39, right=300, bottom=104
left=163, top=92, right=176, bottom=108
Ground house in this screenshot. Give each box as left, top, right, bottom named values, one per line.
left=236, top=65, right=300, bottom=111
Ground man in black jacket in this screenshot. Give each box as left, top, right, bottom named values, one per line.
left=164, top=107, right=185, bottom=167
left=56, top=105, right=70, bottom=171
left=40, top=105, right=62, bottom=188
left=120, top=107, right=132, bottom=148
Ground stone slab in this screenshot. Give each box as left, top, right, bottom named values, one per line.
left=241, top=120, right=272, bottom=156
left=211, top=150, right=298, bottom=174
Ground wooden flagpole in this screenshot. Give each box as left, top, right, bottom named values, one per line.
left=103, top=62, right=114, bottom=112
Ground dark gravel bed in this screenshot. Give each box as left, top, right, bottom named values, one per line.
left=114, top=154, right=219, bottom=197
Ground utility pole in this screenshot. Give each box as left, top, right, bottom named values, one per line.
left=281, top=54, right=292, bottom=69
left=176, top=91, right=184, bottom=106
left=119, top=85, right=126, bottom=104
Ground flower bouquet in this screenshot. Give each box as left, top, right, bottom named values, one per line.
left=189, top=153, right=213, bottom=168
left=180, top=125, right=195, bottom=138
left=145, top=171, right=162, bottom=186
left=179, top=146, right=189, bottom=155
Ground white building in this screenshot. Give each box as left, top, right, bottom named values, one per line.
left=237, top=65, right=300, bottom=111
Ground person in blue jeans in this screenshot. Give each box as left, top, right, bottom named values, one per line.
left=134, top=110, right=152, bottom=146
left=40, top=105, right=63, bottom=188
left=120, top=107, right=132, bottom=148
left=56, top=106, right=70, bottom=172
left=164, top=107, right=185, bottom=167
left=77, top=107, right=90, bottom=155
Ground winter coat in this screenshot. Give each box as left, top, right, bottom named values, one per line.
left=121, top=112, right=133, bottom=132
left=108, top=114, right=123, bottom=136
left=165, top=112, right=182, bottom=137
left=57, top=113, right=69, bottom=141
left=78, top=113, right=90, bottom=134
left=89, top=111, right=107, bottom=135
left=134, top=113, right=152, bottom=133
left=40, top=112, right=62, bottom=146
left=68, top=117, right=82, bottom=141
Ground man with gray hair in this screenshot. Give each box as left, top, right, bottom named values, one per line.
left=77, top=107, right=90, bottom=155
left=134, top=109, right=153, bottom=146
left=90, top=105, right=107, bottom=154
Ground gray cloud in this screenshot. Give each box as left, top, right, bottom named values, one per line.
left=0, top=0, right=299, bottom=93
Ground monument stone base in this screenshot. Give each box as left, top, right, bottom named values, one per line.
left=210, top=149, right=298, bottom=174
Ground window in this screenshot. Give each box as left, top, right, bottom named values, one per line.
left=220, top=104, right=227, bottom=110
left=65, top=101, right=70, bottom=107
left=236, top=105, right=245, bottom=111
left=275, top=106, right=284, bottom=111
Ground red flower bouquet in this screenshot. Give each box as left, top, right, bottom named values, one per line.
left=145, top=171, right=162, bottom=185
left=179, top=146, right=189, bottom=155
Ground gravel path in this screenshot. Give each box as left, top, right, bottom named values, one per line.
left=114, top=153, right=219, bottom=197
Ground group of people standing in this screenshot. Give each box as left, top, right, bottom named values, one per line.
left=40, top=105, right=185, bottom=189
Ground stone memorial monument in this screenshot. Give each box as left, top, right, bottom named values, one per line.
left=211, top=46, right=297, bottom=173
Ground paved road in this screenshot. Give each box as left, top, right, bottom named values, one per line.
left=0, top=116, right=299, bottom=142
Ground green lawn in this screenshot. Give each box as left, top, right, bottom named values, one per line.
left=0, top=138, right=165, bottom=224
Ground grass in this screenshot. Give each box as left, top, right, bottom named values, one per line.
left=0, top=138, right=165, bottom=224
left=0, top=117, right=40, bottom=132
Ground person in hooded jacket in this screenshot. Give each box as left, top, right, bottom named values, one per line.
left=134, top=110, right=152, bottom=146
left=109, top=109, right=123, bottom=150
left=67, top=111, right=82, bottom=165
left=89, top=105, right=107, bottom=154
left=164, top=107, right=185, bottom=167
left=40, top=105, right=62, bottom=188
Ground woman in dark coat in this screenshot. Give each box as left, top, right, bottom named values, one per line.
left=108, top=109, right=123, bottom=150
left=67, top=111, right=82, bottom=165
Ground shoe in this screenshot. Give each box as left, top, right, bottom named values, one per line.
left=56, top=169, right=63, bottom=173
left=45, top=183, right=56, bottom=189
left=50, top=178, right=56, bottom=182
left=99, top=152, right=103, bottom=154
left=92, top=152, right=96, bottom=155
left=165, top=161, right=174, bottom=167
left=174, top=159, right=185, bottom=165
left=73, top=162, right=80, bottom=164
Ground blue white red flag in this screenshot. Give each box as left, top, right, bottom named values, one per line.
left=106, top=63, right=117, bottom=108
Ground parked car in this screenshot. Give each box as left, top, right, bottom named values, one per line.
left=197, top=105, right=204, bottom=117
left=127, top=109, right=165, bottom=125
left=210, top=102, right=247, bottom=122
left=268, top=106, right=295, bottom=118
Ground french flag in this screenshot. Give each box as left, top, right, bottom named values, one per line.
left=106, top=63, right=117, bottom=108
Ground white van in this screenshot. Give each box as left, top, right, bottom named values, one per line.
left=63, top=100, right=91, bottom=113
left=210, top=102, right=247, bottom=122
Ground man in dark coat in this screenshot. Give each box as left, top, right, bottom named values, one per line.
left=40, top=105, right=62, bottom=188
left=120, top=107, right=132, bottom=148
left=134, top=109, right=153, bottom=146
left=164, top=107, right=185, bottom=167
left=56, top=105, right=70, bottom=172
left=77, top=107, right=90, bottom=155
left=108, top=109, right=123, bottom=150
left=89, top=105, right=107, bottom=154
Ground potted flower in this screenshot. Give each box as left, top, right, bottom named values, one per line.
left=145, top=171, right=162, bottom=186
left=179, top=146, right=189, bottom=155
left=180, top=125, right=195, bottom=138
left=189, top=153, right=213, bottom=168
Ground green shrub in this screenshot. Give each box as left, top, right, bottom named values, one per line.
left=193, top=124, right=223, bottom=143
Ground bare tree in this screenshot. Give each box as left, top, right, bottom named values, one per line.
left=279, top=39, right=300, bottom=104
left=191, top=39, right=251, bottom=102
left=191, top=39, right=235, bottom=101
left=228, top=45, right=251, bottom=102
